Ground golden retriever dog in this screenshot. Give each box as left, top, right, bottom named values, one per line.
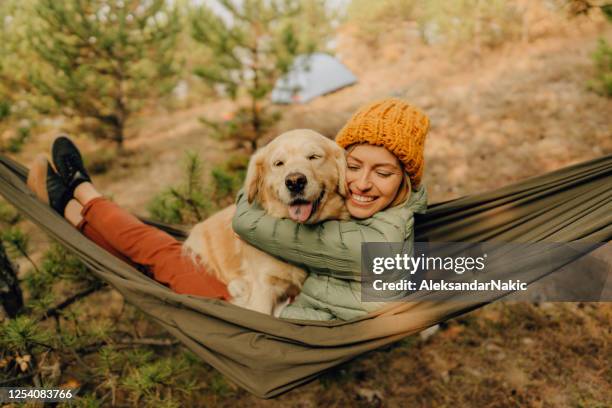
left=183, top=129, right=350, bottom=315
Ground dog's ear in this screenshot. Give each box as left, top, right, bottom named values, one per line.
left=244, top=148, right=265, bottom=203
left=333, top=145, right=348, bottom=198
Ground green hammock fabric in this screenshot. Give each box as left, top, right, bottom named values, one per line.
left=0, top=154, right=610, bottom=398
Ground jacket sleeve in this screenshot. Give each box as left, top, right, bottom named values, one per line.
left=231, top=189, right=415, bottom=279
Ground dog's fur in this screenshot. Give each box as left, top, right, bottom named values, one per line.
left=183, top=129, right=350, bottom=315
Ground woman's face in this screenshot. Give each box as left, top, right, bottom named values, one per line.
left=345, top=144, right=404, bottom=219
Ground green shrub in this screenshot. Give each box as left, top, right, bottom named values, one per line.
left=211, top=166, right=237, bottom=198
left=0, top=126, right=31, bottom=153
left=419, top=0, right=523, bottom=48
left=1, top=226, right=29, bottom=259
left=148, top=151, right=213, bottom=224
left=18, top=242, right=96, bottom=316
left=201, top=106, right=281, bottom=153
left=148, top=191, right=187, bottom=225
left=0, top=315, right=52, bottom=354
left=6, top=126, right=30, bottom=153
left=39, top=243, right=92, bottom=284
left=122, top=357, right=188, bottom=406
left=589, top=38, right=612, bottom=97
left=208, top=373, right=232, bottom=396
left=346, top=0, right=524, bottom=49
left=0, top=100, right=10, bottom=121
left=211, top=153, right=248, bottom=199
left=346, top=0, right=418, bottom=45
left=62, top=394, right=104, bottom=408
left=0, top=199, right=20, bottom=224
left=601, top=4, right=612, bottom=22
left=148, top=151, right=248, bottom=224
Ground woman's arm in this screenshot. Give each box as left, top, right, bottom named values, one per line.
left=232, top=188, right=421, bottom=279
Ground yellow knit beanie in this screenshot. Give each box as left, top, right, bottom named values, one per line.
left=335, top=98, right=430, bottom=188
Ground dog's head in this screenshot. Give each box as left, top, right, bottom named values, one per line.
left=244, top=129, right=347, bottom=223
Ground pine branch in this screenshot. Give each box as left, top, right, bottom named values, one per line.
left=169, top=188, right=203, bottom=222
left=218, top=0, right=249, bottom=22
left=68, top=347, right=94, bottom=374
left=3, top=231, right=41, bottom=277
left=0, top=372, right=36, bottom=386
left=19, top=250, right=42, bottom=276
left=76, top=337, right=179, bottom=354
left=118, top=337, right=179, bottom=346
left=38, top=282, right=107, bottom=322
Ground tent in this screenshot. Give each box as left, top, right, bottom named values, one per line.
left=0, top=153, right=610, bottom=398
left=271, top=53, right=357, bottom=104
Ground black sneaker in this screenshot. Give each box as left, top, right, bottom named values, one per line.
left=51, top=135, right=92, bottom=193
left=27, top=155, right=73, bottom=215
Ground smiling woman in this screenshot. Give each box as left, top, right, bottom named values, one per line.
left=233, top=98, right=431, bottom=320
left=345, top=144, right=410, bottom=219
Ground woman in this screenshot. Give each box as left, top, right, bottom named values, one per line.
left=27, top=98, right=429, bottom=321
left=233, top=98, right=429, bottom=320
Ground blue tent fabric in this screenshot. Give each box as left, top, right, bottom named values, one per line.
left=272, top=53, right=357, bottom=104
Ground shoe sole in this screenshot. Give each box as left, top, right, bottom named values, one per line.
left=27, top=155, right=50, bottom=205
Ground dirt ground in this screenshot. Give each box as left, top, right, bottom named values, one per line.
left=6, top=11, right=612, bottom=408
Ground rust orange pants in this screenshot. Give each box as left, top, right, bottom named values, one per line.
left=76, top=197, right=230, bottom=300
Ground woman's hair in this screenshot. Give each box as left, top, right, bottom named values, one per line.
left=390, top=171, right=411, bottom=208
left=345, top=144, right=411, bottom=209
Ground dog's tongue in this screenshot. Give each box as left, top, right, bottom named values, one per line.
left=289, top=202, right=313, bottom=223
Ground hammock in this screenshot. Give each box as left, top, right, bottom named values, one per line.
left=0, top=153, right=611, bottom=398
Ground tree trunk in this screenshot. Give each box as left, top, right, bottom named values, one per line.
left=250, top=45, right=262, bottom=152
left=112, top=118, right=125, bottom=154
left=114, top=130, right=124, bottom=153
left=0, top=240, right=24, bottom=318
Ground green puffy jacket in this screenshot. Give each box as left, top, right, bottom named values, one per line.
left=232, top=186, right=428, bottom=321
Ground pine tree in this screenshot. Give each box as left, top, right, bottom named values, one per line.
left=0, top=6, right=12, bottom=131
left=589, top=3, right=612, bottom=97
left=0, top=1, right=16, bottom=129
left=567, top=1, right=612, bottom=97
left=26, top=0, right=181, bottom=150
left=191, top=0, right=332, bottom=153
left=0, top=0, right=35, bottom=153
left=147, top=150, right=248, bottom=224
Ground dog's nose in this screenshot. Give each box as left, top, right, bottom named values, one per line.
left=285, top=172, right=307, bottom=193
